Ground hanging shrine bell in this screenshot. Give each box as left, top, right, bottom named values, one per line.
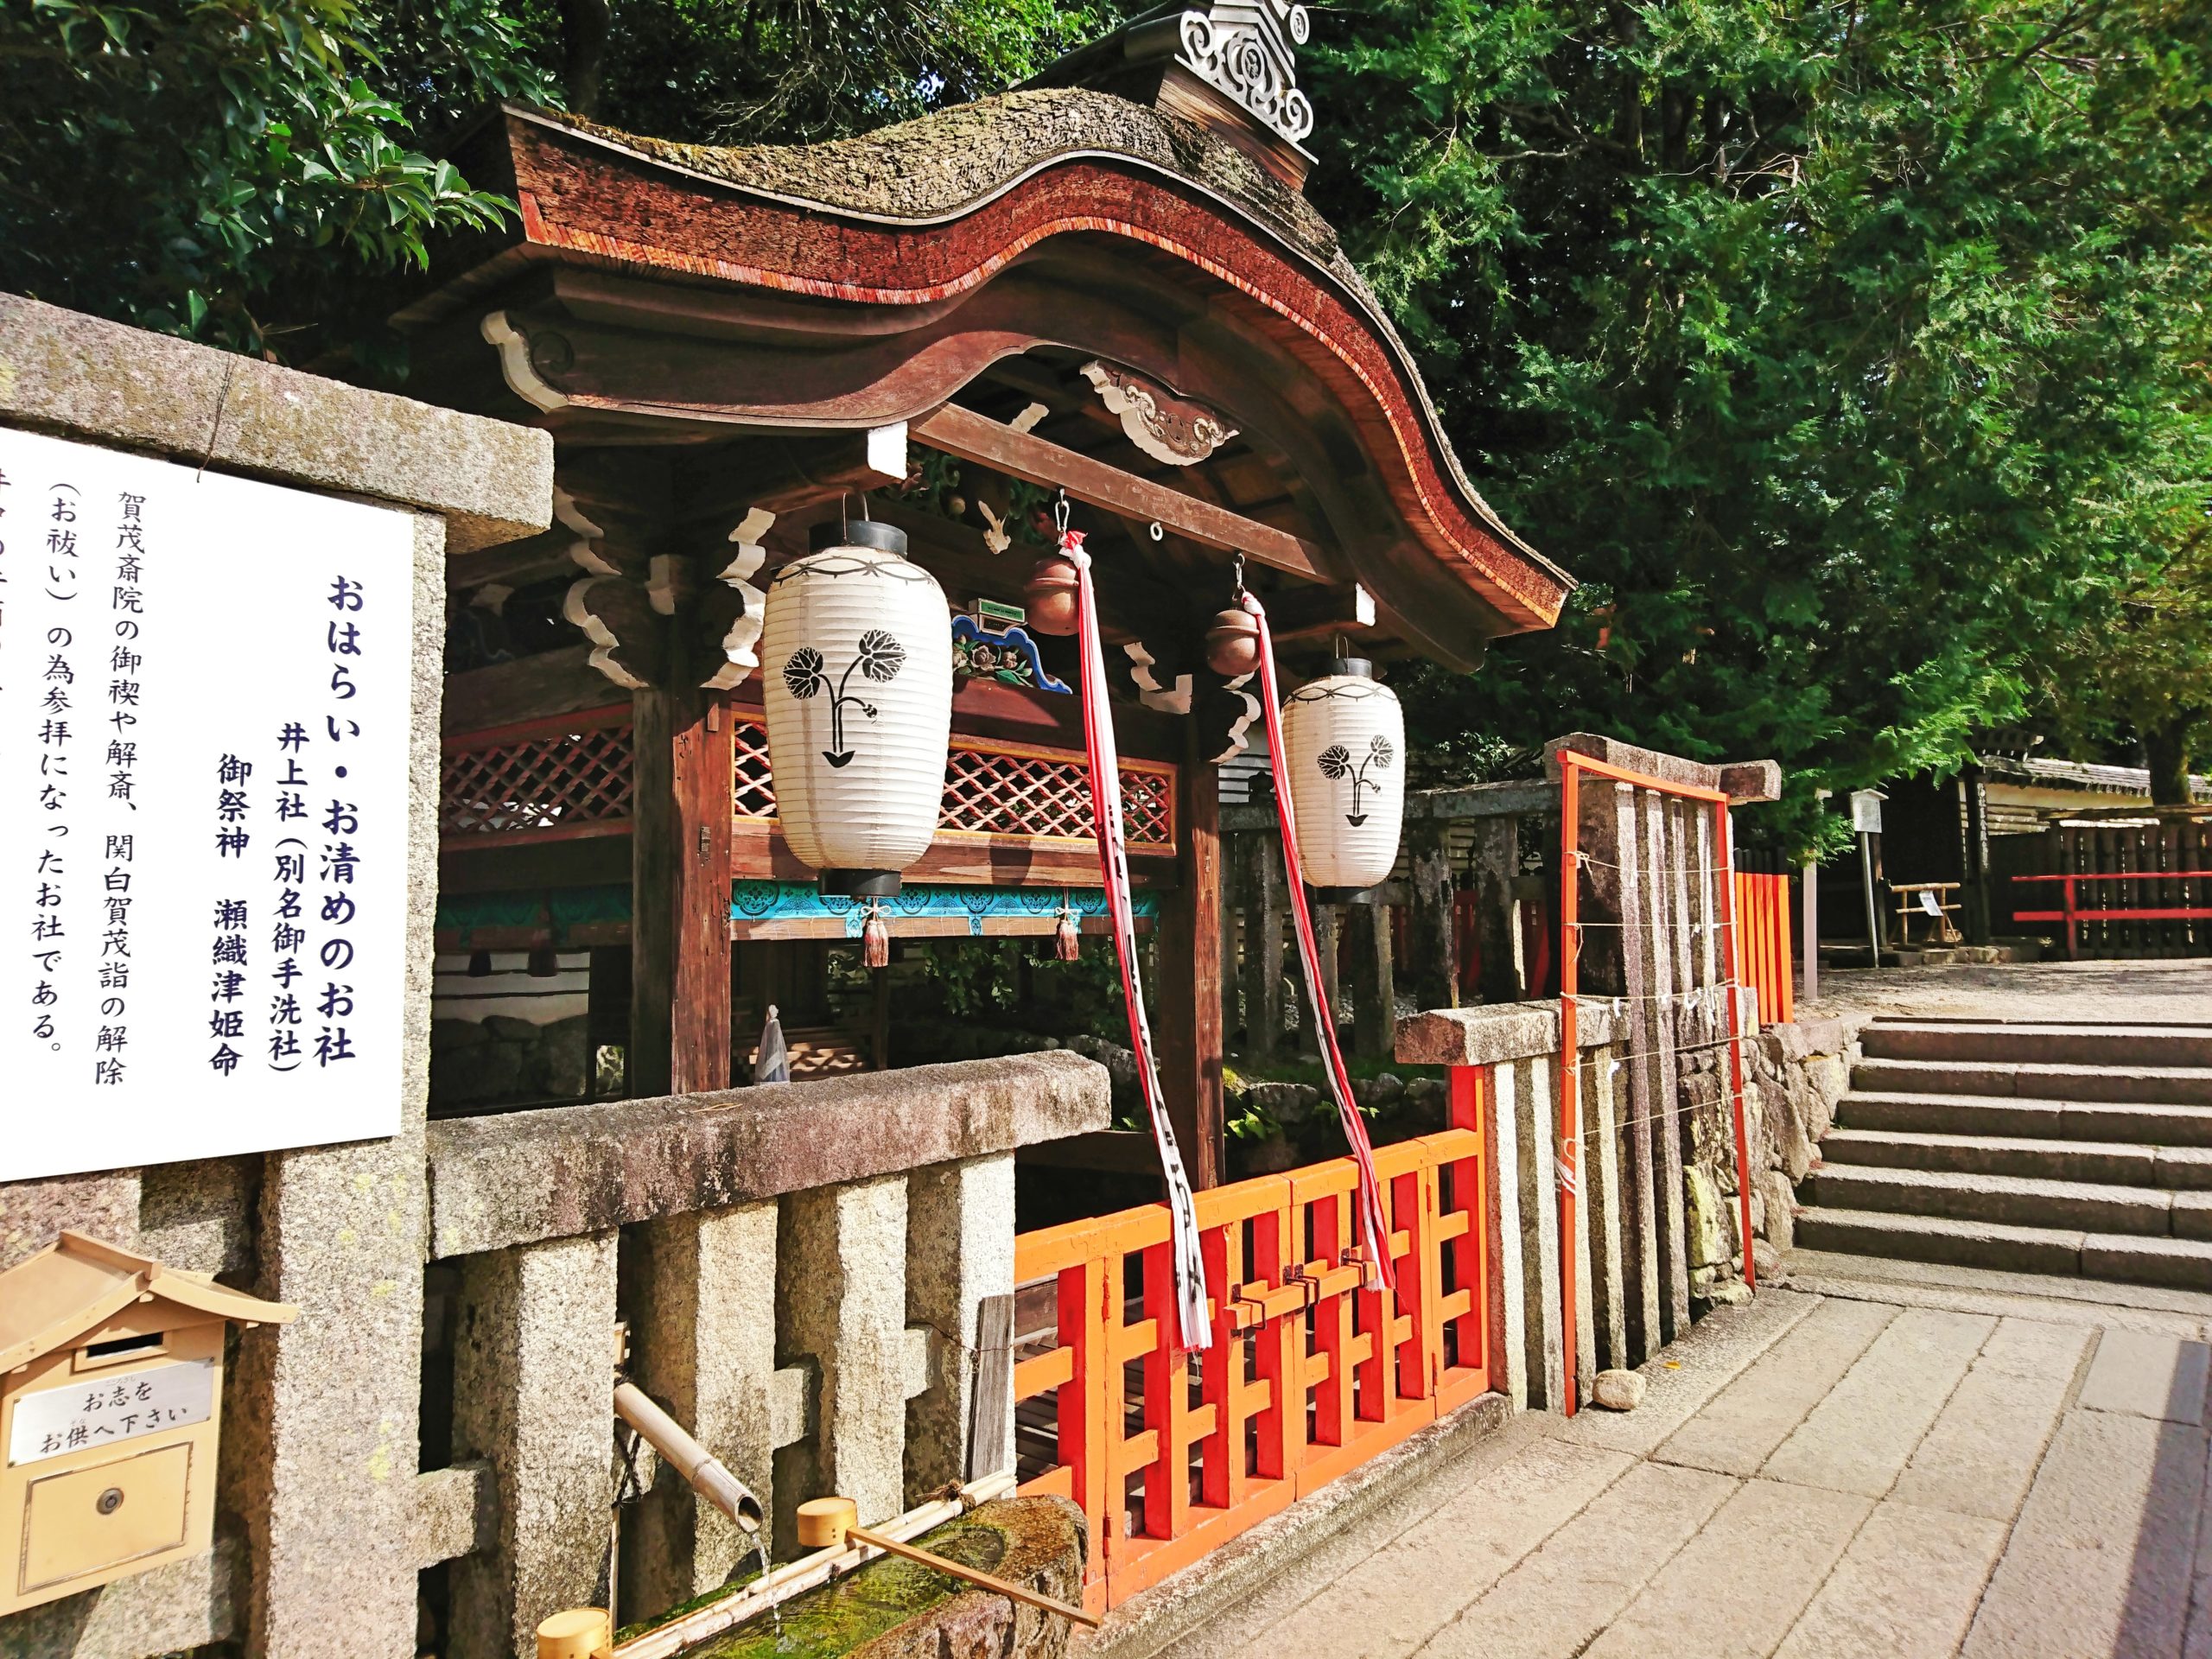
left=762, top=518, right=953, bottom=917
left=1278, top=657, right=1407, bottom=902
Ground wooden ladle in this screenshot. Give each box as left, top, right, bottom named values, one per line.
left=795, top=1496, right=1100, bottom=1630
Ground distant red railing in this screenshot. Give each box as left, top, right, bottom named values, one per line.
left=1733, top=868, right=1794, bottom=1024
left=1011, top=1072, right=1491, bottom=1614
left=2012, top=869, right=2212, bottom=960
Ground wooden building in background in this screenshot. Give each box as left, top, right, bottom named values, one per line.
left=386, top=5, right=1573, bottom=1184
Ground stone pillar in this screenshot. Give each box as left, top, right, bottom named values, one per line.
left=231, top=515, right=444, bottom=1659
left=1584, top=1042, right=1631, bottom=1374
left=1483, top=1062, right=1528, bottom=1411
left=1242, top=835, right=1285, bottom=1061
left=778, top=1176, right=909, bottom=1551
left=448, top=1231, right=620, bottom=1659
left=1510, top=1055, right=1563, bottom=1411
left=1348, top=900, right=1396, bottom=1061
left=1469, top=816, right=1523, bottom=1002
left=905, top=1154, right=1015, bottom=1498
left=1405, top=817, right=1459, bottom=1010
left=622, top=1201, right=779, bottom=1622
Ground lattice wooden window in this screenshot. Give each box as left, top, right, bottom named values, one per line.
left=441, top=713, right=634, bottom=840
left=940, top=741, right=1174, bottom=850
left=734, top=715, right=777, bottom=821
left=446, top=710, right=1173, bottom=852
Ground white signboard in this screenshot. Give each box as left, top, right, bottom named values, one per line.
left=8, top=1358, right=216, bottom=1465
left=1849, top=789, right=1885, bottom=834
left=1, top=428, right=412, bottom=1180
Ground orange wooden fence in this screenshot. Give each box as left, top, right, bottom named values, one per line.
left=1012, top=1072, right=1491, bottom=1613
left=1732, top=866, right=1794, bottom=1025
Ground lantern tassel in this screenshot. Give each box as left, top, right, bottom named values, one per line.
left=861, top=901, right=890, bottom=969
left=1067, top=516, right=1212, bottom=1352
left=1243, top=588, right=1397, bottom=1294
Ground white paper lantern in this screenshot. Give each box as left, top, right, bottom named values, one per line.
left=1281, top=658, right=1406, bottom=899
left=761, top=519, right=952, bottom=894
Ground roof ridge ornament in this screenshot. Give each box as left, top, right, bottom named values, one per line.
left=1176, top=0, right=1314, bottom=149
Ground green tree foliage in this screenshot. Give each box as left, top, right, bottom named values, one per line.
left=2043, top=536, right=2212, bottom=803
left=0, top=0, right=554, bottom=352
left=1301, top=0, right=2212, bottom=852
left=0, top=0, right=1092, bottom=354
left=578, top=0, right=1099, bottom=143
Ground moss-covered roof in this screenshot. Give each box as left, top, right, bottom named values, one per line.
left=538, top=88, right=1342, bottom=264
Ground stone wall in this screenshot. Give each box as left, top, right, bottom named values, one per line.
left=1397, top=996, right=1851, bottom=1413
left=1679, top=1014, right=1851, bottom=1299
left=0, top=298, right=1113, bottom=1659
left=0, top=292, right=550, bottom=1659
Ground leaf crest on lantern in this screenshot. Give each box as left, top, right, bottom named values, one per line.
left=1368, top=734, right=1395, bottom=769
left=856, top=629, right=906, bottom=683
left=783, top=646, right=826, bottom=700
left=1316, top=742, right=1352, bottom=779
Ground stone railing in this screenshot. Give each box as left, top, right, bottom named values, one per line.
left=1396, top=995, right=1847, bottom=1413
left=409, top=1052, right=1109, bottom=1658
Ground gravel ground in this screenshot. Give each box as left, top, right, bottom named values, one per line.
left=1803, top=958, right=2212, bottom=1026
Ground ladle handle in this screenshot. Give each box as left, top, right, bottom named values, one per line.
left=846, top=1526, right=1101, bottom=1629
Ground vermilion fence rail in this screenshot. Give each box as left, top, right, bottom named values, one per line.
left=1011, top=1074, right=1491, bottom=1613
left=2012, top=869, right=2212, bottom=960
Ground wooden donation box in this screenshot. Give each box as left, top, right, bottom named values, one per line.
left=0, top=1232, right=296, bottom=1614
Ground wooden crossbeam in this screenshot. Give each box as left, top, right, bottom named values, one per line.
left=912, top=403, right=1329, bottom=581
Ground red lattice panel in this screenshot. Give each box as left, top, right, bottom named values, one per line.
left=442, top=718, right=634, bottom=839
left=734, top=714, right=778, bottom=820
left=940, top=743, right=1173, bottom=849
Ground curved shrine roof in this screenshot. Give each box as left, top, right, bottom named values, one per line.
left=427, top=90, right=1572, bottom=640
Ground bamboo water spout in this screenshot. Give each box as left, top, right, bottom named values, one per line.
left=613, top=1380, right=765, bottom=1534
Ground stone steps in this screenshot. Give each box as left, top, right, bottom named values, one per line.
left=1852, top=1057, right=2212, bottom=1106
left=1791, top=1205, right=2212, bottom=1289
left=1796, top=1019, right=2212, bottom=1291
left=1859, top=1021, right=2212, bottom=1069
left=1802, top=1162, right=2212, bottom=1238
left=1840, top=1090, right=2212, bottom=1147
left=1818, top=1126, right=2212, bottom=1189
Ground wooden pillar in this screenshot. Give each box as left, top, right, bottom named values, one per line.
left=1348, top=900, right=1395, bottom=1060
left=630, top=682, right=735, bottom=1097
left=1405, top=817, right=1459, bottom=1010
left=1156, top=725, right=1225, bottom=1188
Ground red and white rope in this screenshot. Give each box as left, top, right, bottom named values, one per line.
left=1070, top=532, right=1213, bottom=1351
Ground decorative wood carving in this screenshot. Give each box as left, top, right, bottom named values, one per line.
left=1199, top=676, right=1262, bottom=764
left=1080, top=361, right=1238, bottom=467
left=1124, top=639, right=1194, bottom=715
left=702, top=507, right=772, bottom=690
left=565, top=506, right=772, bottom=693
left=1175, top=0, right=1315, bottom=149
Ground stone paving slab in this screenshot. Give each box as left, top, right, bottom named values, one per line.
left=1415, top=1462, right=1737, bottom=1659
left=2079, top=1327, right=2212, bottom=1424
left=1760, top=1307, right=1996, bottom=1497
left=1962, top=1407, right=2209, bottom=1658
left=1246, top=1435, right=1634, bottom=1659
left=1580, top=1478, right=1872, bottom=1659
left=1770, top=1500, right=2010, bottom=1659
left=1552, top=1287, right=1820, bottom=1459
left=1783, top=1250, right=2212, bottom=1338
left=1653, top=1296, right=1897, bottom=1477
left=1890, top=1317, right=2092, bottom=1520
